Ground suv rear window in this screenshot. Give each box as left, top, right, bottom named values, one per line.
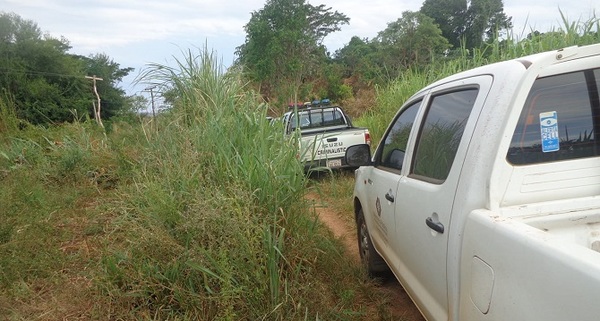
left=507, top=68, right=600, bottom=165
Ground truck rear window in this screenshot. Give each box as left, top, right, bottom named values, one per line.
left=288, top=108, right=346, bottom=131
left=507, top=68, right=600, bottom=165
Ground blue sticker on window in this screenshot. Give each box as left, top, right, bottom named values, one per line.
left=540, top=111, right=559, bottom=152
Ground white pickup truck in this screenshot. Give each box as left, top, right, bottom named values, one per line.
left=282, top=103, right=370, bottom=171
left=345, top=44, right=600, bottom=321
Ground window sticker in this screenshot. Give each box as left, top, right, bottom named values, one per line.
left=539, top=111, right=559, bottom=152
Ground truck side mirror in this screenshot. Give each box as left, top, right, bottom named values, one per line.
left=345, top=144, right=372, bottom=167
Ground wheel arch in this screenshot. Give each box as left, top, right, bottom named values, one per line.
left=353, top=196, right=363, bottom=223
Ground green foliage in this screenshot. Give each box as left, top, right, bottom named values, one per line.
left=0, top=12, right=90, bottom=125
left=0, top=120, right=116, bottom=319
left=0, top=169, right=85, bottom=283
left=0, top=12, right=136, bottom=126
left=138, top=47, right=250, bottom=126
left=375, top=11, right=451, bottom=74
left=329, top=10, right=450, bottom=92
left=337, top=83, right=354, bottom=100
left=412, top=121, right=464, bottom=180
left=236, top=0, right=349, bottom=101
left=333, top=36, right=379, bottom=80
left=420, top=0, right=467, bottom=49
left=465, top=0, right=512, bottom=48
left=420, top=0, right=512, bottom=50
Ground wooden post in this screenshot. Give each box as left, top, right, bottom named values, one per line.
left=145, top=86, right=157, bottom=118
left=85, top=75, right=104, bottom=128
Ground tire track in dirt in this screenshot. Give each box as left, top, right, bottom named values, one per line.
left=306, top=192, right=425, bottom=321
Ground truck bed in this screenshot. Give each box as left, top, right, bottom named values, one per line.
left=514, top=197, right=600, bottom=253
left=458, top=199, right=600, bottom=320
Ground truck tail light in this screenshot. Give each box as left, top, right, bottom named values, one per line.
left=365, top=132, right=371, bottom=146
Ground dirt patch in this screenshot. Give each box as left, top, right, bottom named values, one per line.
left=306, top=192, right=425, bottom=321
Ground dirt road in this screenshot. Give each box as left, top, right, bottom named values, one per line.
left=306, top=192, right=425, bottom=321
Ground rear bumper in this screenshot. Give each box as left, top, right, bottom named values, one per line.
left=302, top=157, right=355, bottom=172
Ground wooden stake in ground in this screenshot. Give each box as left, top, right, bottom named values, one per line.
left=85, top=75, right=104, bottom=128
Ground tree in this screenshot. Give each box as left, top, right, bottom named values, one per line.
left=236, top=0, right=349, bottom=102
left=420, top=0, right=467, bottom=49
left=464, top=0, right=512, bottom=48
left=375, top=11, right=451, bottom=74
left=333, top=36, right=379, bottom=80
left=420, top=0, right=512, bottom=50
left=0, top=12, right=134, bottom=125
left=0, top=12, right=89, bottom=124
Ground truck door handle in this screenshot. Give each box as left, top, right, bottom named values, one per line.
left=326, top=137, right=338, bottom=142
left=385, top=191, right=395, bottom=202
left=426, top=217, right=444, bottom=234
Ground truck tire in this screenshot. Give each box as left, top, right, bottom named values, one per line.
left=357, top=208, right=390, bottom=277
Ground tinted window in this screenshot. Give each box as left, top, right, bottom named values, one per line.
left=412, top=89, right=478, bottom=182
left=322, top=109, right=345, bottom=126
left=288, top=108, right=345, bottom=131
left=377, top=101, right=421, bottom=170
left=507, top=69, right=600, bottom=165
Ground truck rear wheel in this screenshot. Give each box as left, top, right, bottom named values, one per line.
left=357, top=208, right=390, bottom=277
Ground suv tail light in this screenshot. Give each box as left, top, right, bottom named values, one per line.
left=365, top=131, right=371, bottom=146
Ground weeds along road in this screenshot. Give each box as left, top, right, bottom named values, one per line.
left=305, top=191, right=425, bottom=321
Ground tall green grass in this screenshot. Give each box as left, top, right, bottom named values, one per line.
left=0, top=107, right=123, bottom=319
left=1, top=47, right=379, bottom=320
left=0, top=96, right=19, bottom=137
left=86, top=47, right=367, bottom=320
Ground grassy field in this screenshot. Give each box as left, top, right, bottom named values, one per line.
left=1, top=17, right=599, bottom=320
left=0, top=50, right=393, bottom=321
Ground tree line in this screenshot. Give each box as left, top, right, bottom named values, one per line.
left=0, top=12, right=139, bottom=127
left=236, top=0, right=512, bottom=108
left=3, top=0, right=586, bottom=126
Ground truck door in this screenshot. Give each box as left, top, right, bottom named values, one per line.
left=365, top=100, right=422, bottom=251
left=391, top=77, right=491, bottom=321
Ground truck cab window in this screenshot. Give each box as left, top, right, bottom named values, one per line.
left=288, top=108, right=345, bottom=131
left=377, top=101, right=421, bottom=170
left=411, top=89, right=478, bottom=182
left=322, top=109, right=345, bottom=126
left=507, top=68, right=600, bottom=165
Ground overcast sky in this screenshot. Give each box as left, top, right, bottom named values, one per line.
left=2, top=0, right=599, bottom=96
